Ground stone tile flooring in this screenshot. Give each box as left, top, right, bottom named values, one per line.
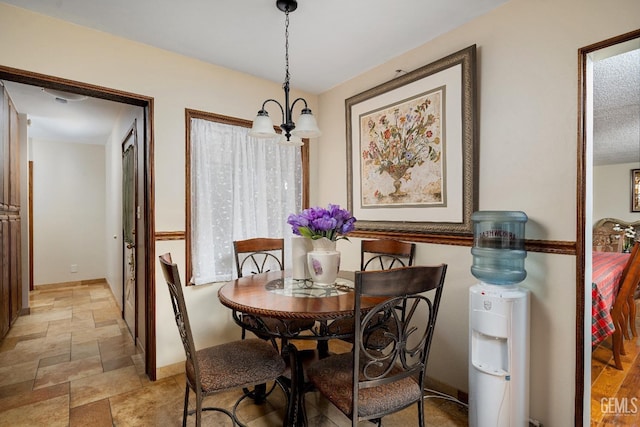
left=0, top=281, right=468, bottom=426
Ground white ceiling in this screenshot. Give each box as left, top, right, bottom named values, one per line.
left=0, top=0, right=508, bottom=94
left=1, top=0, right=638, bottom=165
left=2, top=82, right=126, bottom=144
left=593, top=47, right=640, bottom=166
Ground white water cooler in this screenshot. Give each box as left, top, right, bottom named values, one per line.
left=469, top=211, right=530, bottom=427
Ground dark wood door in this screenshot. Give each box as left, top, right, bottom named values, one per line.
left=1, top=217, right=9, bottom=337
left=9, top=217, right=21, bottom=322
left=122, top=122, right=137, bottom=338
left=0, top=84, right=22, bottom=338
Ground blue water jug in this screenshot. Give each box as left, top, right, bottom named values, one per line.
left=470, top=211, right=527, bottom=285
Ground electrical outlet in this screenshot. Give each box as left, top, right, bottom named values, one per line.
left=70, top=264, right=78, bottom=273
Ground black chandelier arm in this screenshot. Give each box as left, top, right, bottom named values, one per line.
left=260, top=98, right=286, bottom=120
left=259, top=97, right=296, bottom=139
left=281, top=97, right=312, bottom=137
left=289, top=97, right=310, bottom=113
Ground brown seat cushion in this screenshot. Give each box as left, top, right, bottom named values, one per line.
left=307, top=352, right=422, bottom=418
left=186, top=339, right=285, bottom=393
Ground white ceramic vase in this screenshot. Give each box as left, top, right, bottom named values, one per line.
left=307, top=237, right=340, bottom=286
left=291, top=236, right=313, bottom=280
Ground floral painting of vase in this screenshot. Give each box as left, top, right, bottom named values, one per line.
left=359, top=88, right=445, bottom=207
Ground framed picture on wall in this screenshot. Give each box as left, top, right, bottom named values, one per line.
left=632, top=169, right=640, bottom=212
left=346, top=45, right=478, bottom=235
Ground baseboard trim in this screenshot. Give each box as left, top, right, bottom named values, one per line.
left=35, top=278, right=107, bottom=290
left=19, top=307, right=30, bottom=316
left=156, top=361, right=184, bottom=380
left=425, top=376, right=468, bottom=404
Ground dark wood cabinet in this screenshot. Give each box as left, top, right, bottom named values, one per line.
left=0, top=84, right=21, bottom=338
left=1, top=217, right=9, bottom=337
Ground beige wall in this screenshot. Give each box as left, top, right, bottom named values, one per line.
left=0, top=1, right=318, bottom=378
left=594, top=162, right=640, bottom=224
left=32, top=139, right=106, bottom=284
left=316, top=0, right=640, bottom=425
left=2, top=0, right=640, bottom=425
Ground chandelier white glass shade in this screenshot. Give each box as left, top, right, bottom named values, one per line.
left=249, top=0, right=321, bottom=142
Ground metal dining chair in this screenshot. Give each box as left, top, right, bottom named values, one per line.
left=329, top=239, right=416, bottom=348
left=233, top=238, right=317, bottom=405
left=234, top=237, right=285, bottom=278
left=158, top=253, right=287, bottom=427
left=233, top=238, right=316, bottom=341
left=298, top=265, right=448, bottom=427
left=611, top=242, right=640, bottom=369
left=360, top=238, right=416, bottom=271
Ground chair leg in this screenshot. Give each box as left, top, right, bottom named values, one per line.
left=613, top=328, right=623, bottom=370
left=622, top=299, right=631, bottom=340
left=182, top=384, right=189, bottom=427
left=285, top=344, right=308, bottom=427
left=196, top=393, right=203, bottom=427
left=616, top=316, right=628, bottom=356
left=418, top=398, right=425, bottom=427
left=630, top=295, right=638, bottom=338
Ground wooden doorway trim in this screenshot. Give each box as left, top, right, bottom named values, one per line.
left=576, top=28, right=640, bottom=425
left=28, top=160, right=33, bottom=292
left=0, top=65, right=157, bottom=380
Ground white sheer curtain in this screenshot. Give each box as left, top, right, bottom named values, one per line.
left=190, top=118, right=302, bottom=285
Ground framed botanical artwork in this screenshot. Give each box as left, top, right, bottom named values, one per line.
left=346, top=45, right=477, bottom=235
left=632, top=169, right=640, bottom=212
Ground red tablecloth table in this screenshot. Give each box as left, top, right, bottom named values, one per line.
left=592, top=251, right=631, bottom=346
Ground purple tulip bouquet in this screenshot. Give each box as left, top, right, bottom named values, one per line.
left=287, top=204, right=356, bottom=241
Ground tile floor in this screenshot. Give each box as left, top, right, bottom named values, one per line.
left=0, top=281, right=468, bottom=426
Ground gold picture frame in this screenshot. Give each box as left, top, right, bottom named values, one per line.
left=632, top=169, right=640, bottom=212
left=346, top=45, right=478, bottom=235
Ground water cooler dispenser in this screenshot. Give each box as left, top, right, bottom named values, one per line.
left=469, top=211, right=530, bottom=427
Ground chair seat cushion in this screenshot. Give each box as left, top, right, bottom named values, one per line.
left=307, top=352, right=422, bottom=418
left=186, top=339, right=285, bottom=393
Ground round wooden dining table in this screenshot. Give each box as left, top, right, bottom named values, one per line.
left=218, top=270, right=385, bottom=325
left=218, top=270, right=386, bottom=427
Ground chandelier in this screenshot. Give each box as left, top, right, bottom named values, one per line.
left=249, top=0, right=321, bottom=144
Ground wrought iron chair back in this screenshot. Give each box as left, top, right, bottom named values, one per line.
left=158, top=253, right=286, bottom=426
left=307, top=265, right=447, bottom=427
left=159, top=253, right=200, bottom=394
left=233, top=237, right=315, bottom=349
left=361, top=239, right=416, bottom=271
left=234, top=238, right=284, bottom=277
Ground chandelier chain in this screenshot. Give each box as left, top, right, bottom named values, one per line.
left=284, top=8, right=290, bottom=87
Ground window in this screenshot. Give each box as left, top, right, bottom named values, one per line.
left=185, top=110, right=308, bottom=285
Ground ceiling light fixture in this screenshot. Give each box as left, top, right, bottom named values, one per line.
left=42, top=88, right=88, bottom=102
left=249, top=0, right=321, bottom=143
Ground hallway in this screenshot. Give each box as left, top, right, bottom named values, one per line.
left=0, top=280, right=468, bottom=426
